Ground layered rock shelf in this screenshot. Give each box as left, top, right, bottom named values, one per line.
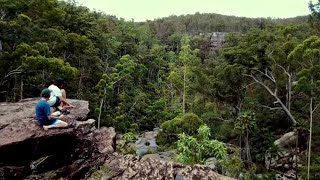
left=0, top=98, right=233, bottom=180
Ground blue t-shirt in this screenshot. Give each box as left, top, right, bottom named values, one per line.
left=35, top=99, right=51, bottom=125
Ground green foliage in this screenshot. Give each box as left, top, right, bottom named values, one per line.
left=142, top=98, right=169, bottom=129
left=299, top=156, right=320, bottom=180
left=149, top=13, right=308, bottom=39
left=289, top=36, right=320, bottom=97
left=234, top=111, right=257, bottom=134
left=118, top=132, right=137, bottom=155
left=309, top=0, right=320, bottom=32
left=156, top=113, right=203, bottom=145
left=216, top=122, right=238, bottom=142
left=123, top=132, right=136, bottom=143
left=300, top=166, right=320, bottom=179
left=176, top=125, right=227, bottom=164
left=218, top=149, right=245, bottom=178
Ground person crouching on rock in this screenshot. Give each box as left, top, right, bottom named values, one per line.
left=35, top=88, right=68, bottom=131
left=47, top=78, right=75, bottom=115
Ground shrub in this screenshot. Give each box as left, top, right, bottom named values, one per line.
left=200, top=110, right=237, bottom=142
left=299, top=156, right=320, bottom=180
left=118, top=132, right=137, bottom=155
left=156, top=113, right=203, bottom=145
left=218, top=149, right=245, bottom=178
left=176, top=125, right=227, bottom=164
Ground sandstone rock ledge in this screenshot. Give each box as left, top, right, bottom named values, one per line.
left=0, top=98, right=233, bottom=180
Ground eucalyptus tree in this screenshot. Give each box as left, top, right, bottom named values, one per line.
left=167, top=36, right=200, bottom=114
left=97, top=55, right=136, bottom=128
left=289, top=36, right=320, bottom=179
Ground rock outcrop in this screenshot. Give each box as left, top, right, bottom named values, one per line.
left=0, top=98, right=232, bottom=180
left=265, top=131, right=308, bottom=180
left=196, top=32, right=226, bottom=57
left=88, top=153, right=234, bottom=180
left=0, top=98, right=115, bottom=180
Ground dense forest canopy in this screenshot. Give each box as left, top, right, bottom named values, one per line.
left=1, top=0, right=320, bottom=179
left=145, top=13, right=308, bottom=35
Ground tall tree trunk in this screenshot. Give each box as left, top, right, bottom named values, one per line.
left=182, top=65, right=186, bottom=114
left=307, top=76, right=315, bottom=180
left=288, top=75, right=292, bottom=111
left=20, top=76, right=23, bottom=100
left=239, top=133, right=242, bottom=160
left=78, top=73, right=82, bottom=98
left=157, top=60, right=161, bottom=85
left=0, top=39, right=3, bottom=54
left=307, top=97, right=313, bottom=180
left=170, top=83, right=174, bottom=112
left=245, top=129, right=252, bottom=169
left=13, top=74, right=17, bottom=102
left=77, top=55, right=83, bottom=98
left=295, top=129, right=299, bottom=180
left=6, top=80, right=10, bottom=102
left=98, top=88, right=107, bottom=129
left=98, top=97, right=104, bottom=129
left=286, top=72, right=292, bottom=111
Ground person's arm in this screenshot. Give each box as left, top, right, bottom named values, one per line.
left=58, top=95, right=69, bottom=105
left=58, top=95, right=75, bottom=107
left=55, top=89, right=74, bottom=107
left=45, top=104, right=55, bottom=120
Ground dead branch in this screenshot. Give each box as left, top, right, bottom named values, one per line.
left=251, top=68, right=276, bottom=84
left=243, top=73, right=297, bottom=125
left=261, top=105, right=282, bottom=111
left=242, top=82, right=257, bottom=89
left=313, top=101, right=320, bottom=113
left=3, top=66, right=22, bottom=79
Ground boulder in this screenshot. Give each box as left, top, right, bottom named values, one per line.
left=92, top=127, right=116, bottom=154
left=265, top=131, right=307, bottom=179
left=205, top=157, right=218, bottom=170
left=274, top=132, right=297, bottom=149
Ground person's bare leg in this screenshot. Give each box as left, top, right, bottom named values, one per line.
left=57, top=104, right=64, bottom=111
left=60, top=89, right=75, bottom=109
left=60, top=89, right=68, bottom=107
left=43, top=120, right=68, bottom=130
left=51, top=111, right=61, bottom=116
left=61, top=89, right=66, bottom=99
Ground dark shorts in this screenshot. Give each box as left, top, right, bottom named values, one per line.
left=38, top=118, right=58, bottom=126
left=53, top=97, right=61, bottom=107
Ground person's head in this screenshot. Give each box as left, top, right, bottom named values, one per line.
left=41, top=88, right=52, bottom=100
left=54, top=78, right=66, bottom=89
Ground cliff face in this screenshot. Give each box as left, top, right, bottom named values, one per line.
left=196, top=32, right=226, bottom=57
left=0, top=98, right=232, bottom=180
left=208, top=32, right=226, bottom=50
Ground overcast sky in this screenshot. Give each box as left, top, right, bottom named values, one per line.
left=74, top=0, right=317, bottom=22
